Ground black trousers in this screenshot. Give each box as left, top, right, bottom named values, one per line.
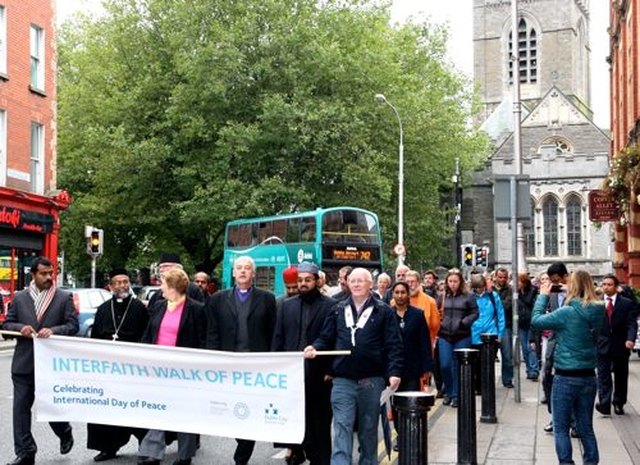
left=302, top=383, right=332, bottom=465
left=234, top=438, right=255, bottom=464
left=597, top=352, right=631, bottom=407
left=12, top=373, right=71, bottom=457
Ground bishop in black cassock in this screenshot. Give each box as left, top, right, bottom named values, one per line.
left=86, top=268, right=150, bottom=462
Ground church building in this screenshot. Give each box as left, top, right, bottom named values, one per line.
left=463, top=0, right=612, bottom=279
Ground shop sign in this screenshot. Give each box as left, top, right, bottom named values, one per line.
left=0, top=205, right=54, bottom=233
left=588, top=190, right=619, bottom=222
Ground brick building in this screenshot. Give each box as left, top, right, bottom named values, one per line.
left=609, top=0, right=640, bottom=286
left=464, top=0, right=612, bottom=280
left=0, top=0, right=70, bottom=301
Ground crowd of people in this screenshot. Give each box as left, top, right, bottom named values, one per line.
left=2, top=255, right=638, bottom=465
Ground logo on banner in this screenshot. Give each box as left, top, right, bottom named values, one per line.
left=233, top=402, right=250, bottom=420
left=264, top=402, right=288, bottom=425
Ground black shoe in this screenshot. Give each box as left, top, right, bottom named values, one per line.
left=137, top=458, right=160, bottom=465
left=442, top=396, right=451, bottom=406
left=543, top=421, right=553, bottom=433
left=595, top=402, right=611, bottom=415
left=286, top=451, right=306, bottom=465
left=450, top=399, right=459, bottom=408
left=94, top=451, right=117, bottom=462
left=504, top=383, right=514, bottom=388
left=60, top=427, right=74, bottom=455
left=6, top=456, right=35, bottom=465
left=570, top=428, right=580, bottom=438
left=527, top=374, right=539, bottom=381
left=541, top=397, right=548, bottom=404
left=172, top=459, right=192, bottom=465
left=614, top=404, right=625, bottom=415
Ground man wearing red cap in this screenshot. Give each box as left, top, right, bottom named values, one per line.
left=277, top=266, right=300, bottom=312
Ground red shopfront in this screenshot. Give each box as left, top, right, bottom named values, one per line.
left=0, top=187, right=71, bottom=318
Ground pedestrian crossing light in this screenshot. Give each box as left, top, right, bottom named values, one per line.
left=462, top=244, right=476, bottom=267
left=88, top=228, right=103, bottom=256
left=476, top=246, right=489, bottom=268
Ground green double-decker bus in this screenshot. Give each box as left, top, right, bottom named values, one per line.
left=222, top=207, right=383, bottom=296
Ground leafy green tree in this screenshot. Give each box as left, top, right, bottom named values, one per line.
left=57, top=0, right=489, bottom=282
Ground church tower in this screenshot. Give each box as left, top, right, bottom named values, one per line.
left=473, top=0, right=592, bottom=119
left=465, top=0, right=611, bottom=279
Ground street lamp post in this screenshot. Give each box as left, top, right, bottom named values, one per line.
left=375, top=93, right=405, bottom=266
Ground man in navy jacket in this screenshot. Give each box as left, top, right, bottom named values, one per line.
left=304, top=268, right=403, bottom=465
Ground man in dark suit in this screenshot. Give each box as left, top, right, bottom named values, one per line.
left=147, top=253, right=204, bottom=310
left=595, top=274, right=638, bottom=415
left=205, top=255, right=277, bottom=465
left=272, top=262, right=335, bottom=465
left=2, top=256, right=79, bottom=465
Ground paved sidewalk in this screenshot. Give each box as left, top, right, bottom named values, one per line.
left=384, top=357, right=640, bottom=464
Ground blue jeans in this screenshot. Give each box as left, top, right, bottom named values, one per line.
left=552, top=374, right=599, bottom=464
left=438, top=336, right=472, bottom=401
left=330, top=377, right=385, bottom=465
left=499, top=328, right=514, bottom=385
left=519, top=328, right=539, bottom=377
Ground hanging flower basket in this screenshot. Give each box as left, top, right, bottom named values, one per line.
left=604, top=145, right=640, bottom=224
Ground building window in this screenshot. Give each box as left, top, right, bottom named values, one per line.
left=508, top=18, right=537, bottom=84
left=566, top=196, right=582, bottom=256
left=30, top=122, right=44, bottom=193
left=30, top=25, right=44, bottom=90
left=539, top=136, right=574, bottom=156
left=543, top=197, right=558, bottom=256
left=525, top=198, right=536, bottom=256
left=0, top=6, right=6, bottom=75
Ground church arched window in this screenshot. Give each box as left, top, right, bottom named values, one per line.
left=566, top=195, right=582, bottom=256
left=543, top=197, right=558, bottom=256
left=508, top=18, right=538, bottom=84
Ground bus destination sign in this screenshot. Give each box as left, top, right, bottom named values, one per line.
left=323, top=245, right=380, bottom=263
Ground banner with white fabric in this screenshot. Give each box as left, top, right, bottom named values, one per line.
left=33, top=336, right=305, bottom=443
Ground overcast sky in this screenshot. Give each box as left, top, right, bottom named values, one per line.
left=389, top=0, right=610, bottom=128
left=57, top=0, right=610, bottom=127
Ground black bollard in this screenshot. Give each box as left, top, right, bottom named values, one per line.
left=455, top=348, right=479, bottom=465
left=392, top=392, right=435, bottom=465
left=480, top=333, right=498, bottom=424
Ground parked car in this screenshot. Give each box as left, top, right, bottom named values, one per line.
left=64, top=288, right=112, bottom=337
left=137, top=285, right=161, bottom=307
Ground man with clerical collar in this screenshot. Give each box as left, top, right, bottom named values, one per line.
left=304, top=267, right=403, bottom=465
left=87, top=268, right=150, bottom=462
left=273, top=263, right=336, bottom=465
left=3, top=256, right=78, bottom=465
left=205, top=255, right=277, bottom=465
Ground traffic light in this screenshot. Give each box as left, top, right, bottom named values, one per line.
left=476, top=246, right=489, bottom=268
left=462, top=244, right=476, bottom=267
left=87, top=228, right=103, bottom=256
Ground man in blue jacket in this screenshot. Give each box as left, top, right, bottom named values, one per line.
left=304, top=268, right=403, bottom=465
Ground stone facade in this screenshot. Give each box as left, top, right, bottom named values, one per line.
left=467, top=0, right=613, bottom=280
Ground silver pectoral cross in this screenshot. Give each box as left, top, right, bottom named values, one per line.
left=112, top=333, right=119, bottom=341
